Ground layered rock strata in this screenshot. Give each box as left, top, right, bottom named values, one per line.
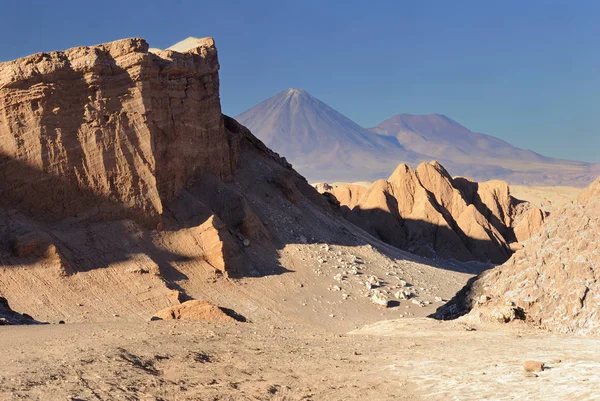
left=0, top=37, right=230, bottom=224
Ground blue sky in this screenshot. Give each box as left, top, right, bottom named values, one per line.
left=1, top=0, right=598, bottom=162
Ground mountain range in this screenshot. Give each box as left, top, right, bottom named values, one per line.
left=236, top=89, right=600, bottom=185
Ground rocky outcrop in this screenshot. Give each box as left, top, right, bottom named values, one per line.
left=513, top=207, right=546, bottom=243
left=0, top=37, right=339, bottom=323
left=0, top=37, right=231, bottom=225
left=435, top=178, right=600, bottom=335
left=0, top=297, right=38, bottom=325
left=152, top=300, right=236, bottom=322
left=322, top=161, right=545, bottom=264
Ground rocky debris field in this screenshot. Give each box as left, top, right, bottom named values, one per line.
left=295, top=242, right=446, bottom=315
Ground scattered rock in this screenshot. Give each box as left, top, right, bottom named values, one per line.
left=395, top=289, right=412, bottom=300
left=523, top=360, right=545, bottom=373
left=478, top=295, right=490, bottom=305
left=490, top=307, right=522, bottom=323
left=370, top=292, right=390, bottom=308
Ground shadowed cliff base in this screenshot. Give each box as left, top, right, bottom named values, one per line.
left=0, top=297, right=44, bottom=325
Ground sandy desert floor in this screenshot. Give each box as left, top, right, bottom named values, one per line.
left=509, top=185, right=581, bottom=211
left=1, top=318, right=599, bottom=401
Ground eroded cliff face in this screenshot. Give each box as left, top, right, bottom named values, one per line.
left=0, top=37, right=344, bottom=323
left=320, top=161, right=545, bottom=265
left=436, top=178, right=600, bottom=335
left=0, top=37, right=232, bottom=224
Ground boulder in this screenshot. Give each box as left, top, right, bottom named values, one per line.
left=152, top=300, right=236, bottom=322
left=0, top=297, right=39, bottom=325
left=523, top=360, right=545, bottom=373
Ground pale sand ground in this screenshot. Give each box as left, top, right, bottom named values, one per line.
left=1, top=318, right=599, bottom=400
left=510, top=185, right=581, bottom=211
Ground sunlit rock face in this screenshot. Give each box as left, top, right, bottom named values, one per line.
left=322, top=161, right=545, bottom=264
left=437, top=178, right=600, bottom=335
left=0, top=37, right=232, bottom=224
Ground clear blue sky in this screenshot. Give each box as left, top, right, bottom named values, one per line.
left=1, top=0, right=598, bottom=162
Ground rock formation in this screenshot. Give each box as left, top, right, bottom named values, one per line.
left=0, top=37, right=229, bottom=224
left=435, top=178, right=600, bottom=335
left=152, top=300, right=236, bottom=322
left=0, top=297, right=38, bottom=325
left=319, top=161, right=546, bottom=264
left=0, top=37, right=348, bottom=324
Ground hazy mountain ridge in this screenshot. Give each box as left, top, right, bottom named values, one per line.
left=235, top=88, right=429, bottom=181
left=369, top=113, right=582, bottom=165
left=236, top=89, right=599, bottom=185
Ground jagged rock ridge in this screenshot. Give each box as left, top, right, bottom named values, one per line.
left=319, top=161, right=545, bottom=265
left=436, top=178, right=600, bottom=335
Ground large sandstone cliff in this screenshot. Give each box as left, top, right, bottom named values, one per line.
left=0, top=37, right=353, bottom=324
left=436, top=178, right=600, bottom=335
left=0, top=37, right=231, bottom=224
left=319, top=161, right=545, bottom=265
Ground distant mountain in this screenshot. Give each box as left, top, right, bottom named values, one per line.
left=235, top=89, right=426, bottom=182
left=370, top=114, right=551, bottom=164
left=236, top=89, right=599, bottom=186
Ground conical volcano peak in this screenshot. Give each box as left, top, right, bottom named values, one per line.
left=285, top=88, right=308, bottom=96
left=234, top=88, right=421, bottom=182
left=279, top=88, right=314, bottom=103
